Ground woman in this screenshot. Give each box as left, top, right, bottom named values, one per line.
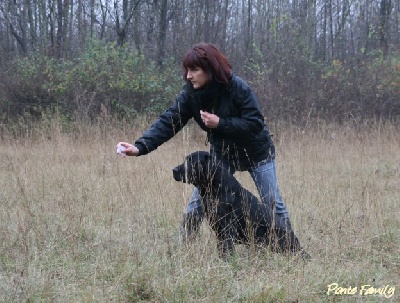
left=117, top=42, right=309, bottom=258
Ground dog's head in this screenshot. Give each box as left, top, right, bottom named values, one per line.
left=172, top=151, right=213, bottom=186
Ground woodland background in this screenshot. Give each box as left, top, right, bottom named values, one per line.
left=0, top=0, right=400, bottom=128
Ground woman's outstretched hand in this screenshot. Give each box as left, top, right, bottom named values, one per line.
left=116, top=142, right=139, bottom=156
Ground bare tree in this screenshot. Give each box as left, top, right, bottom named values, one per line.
left=113, top=0, right=141, bottom=46
left=379, top=0, right=392, bottom=57
left=0, top=0, right=399, bottom=64
left=0, top=1, right=28, bottom=54
left=157, top=0, right=168, bottom=66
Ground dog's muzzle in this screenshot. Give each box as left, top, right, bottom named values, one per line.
left=172, top=166, right=186, bottom=183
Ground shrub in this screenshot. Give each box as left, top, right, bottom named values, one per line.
left=0, top=40, right=182, bottom=125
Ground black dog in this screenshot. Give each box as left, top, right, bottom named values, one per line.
left=173, top=151, right=306, bottom=259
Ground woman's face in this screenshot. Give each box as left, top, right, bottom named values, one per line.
left=186, top=66, right=208, bottom=89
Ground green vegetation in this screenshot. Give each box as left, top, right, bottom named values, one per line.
left=1, top=41, right=182, bottom=124
left=1, top=41, right=399, bottom=129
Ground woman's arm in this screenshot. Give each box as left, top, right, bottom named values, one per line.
left=120, top=92, right=193, bottom=156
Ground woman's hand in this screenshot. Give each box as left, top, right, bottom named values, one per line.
left=116, top=142, right=139, bottom=156
left=200, top=110, right=219, bottom=128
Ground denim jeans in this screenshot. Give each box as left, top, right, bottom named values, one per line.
left=185, top=159, right=290, bottom=224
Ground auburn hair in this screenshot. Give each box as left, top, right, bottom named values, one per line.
left=183, top=42, right=232, bottom=87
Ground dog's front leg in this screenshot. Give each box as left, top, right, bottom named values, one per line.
left=217, top=223, right=238, bottom=260
left=217, top=238, right=234, bottom=260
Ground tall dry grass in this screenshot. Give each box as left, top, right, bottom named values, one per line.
left=0, top=117, right=399, bottom=302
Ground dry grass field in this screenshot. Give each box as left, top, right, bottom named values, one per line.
left=0, top=118, right=399, bottom=302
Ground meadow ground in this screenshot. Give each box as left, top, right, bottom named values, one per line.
left=0, top=118, right=399, bottom=302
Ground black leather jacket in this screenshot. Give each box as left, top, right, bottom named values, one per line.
left=134, top=74, right=275, bottom=171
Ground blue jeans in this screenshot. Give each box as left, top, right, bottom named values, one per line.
left=185, top=159, right=290, bottom=224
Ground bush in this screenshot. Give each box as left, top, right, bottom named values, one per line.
left=1, top=40, right=399, bottom=129
left=244, top=46, right=400, bottom=123
left=319, top=55, right=400, bottom=120
left=0, top=40, right=182, bottom=125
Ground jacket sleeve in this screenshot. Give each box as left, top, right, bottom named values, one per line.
left=216, top=77, right=265, bottom=137
left=134, top=92, right=192, bottom=156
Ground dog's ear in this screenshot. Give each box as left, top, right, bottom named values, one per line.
left=201, top=153, right=221, bottom=184
left=195, top=151, right=211, bottom=166
left=184, top=154, right=201, bottom=184
left=183, top=151, right=211, bottom=185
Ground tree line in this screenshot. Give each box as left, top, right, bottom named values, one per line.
left=0, top=0, right=399, bottom=125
